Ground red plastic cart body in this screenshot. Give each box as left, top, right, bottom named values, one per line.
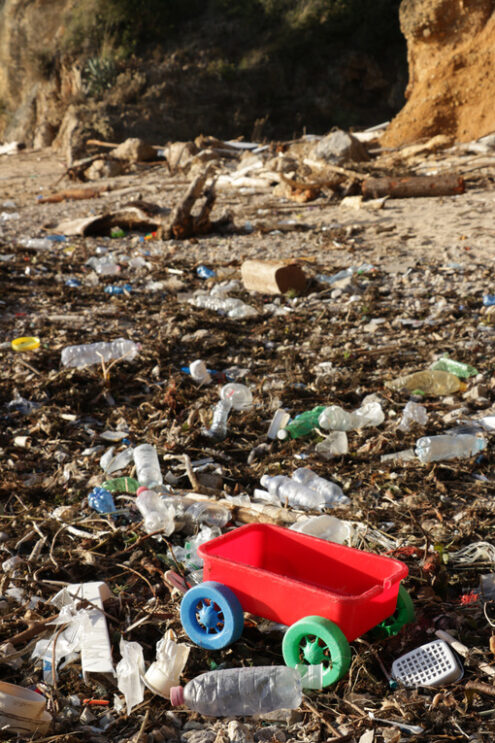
left=198, top=523, right=408, bottom=642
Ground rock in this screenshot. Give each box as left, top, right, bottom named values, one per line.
left=162, top=141, right=198, bottom=171
left=312, top=129, right=369, bottom=164
left=111, top=137, right=157, bottom=162
left=227, top=721, right=254, bottom=743
left=85, top=158, right=124, bottom=180
left=254, top=726, right=286, bottom=742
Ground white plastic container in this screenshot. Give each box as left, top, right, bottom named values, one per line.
left=391, top=640, right=463, bottom=688
left=189, top=360, right=212, bottom=385
left=170, top=666, right=302, bottom=716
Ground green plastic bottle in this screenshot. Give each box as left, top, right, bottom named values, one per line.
left=102, top=476, right=140, bottom=493
left=429, top=357, right=478, bottom=379
left=277, top=406, right=327, bottom=440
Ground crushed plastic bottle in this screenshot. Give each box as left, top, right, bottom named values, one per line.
left=189, top=293, right=258, bottom=319
left=203, top=399, right=232, bottom=440
left=483, top=295, right=495, bottom=307
left=290, top=514, right=353, bottom=544
left=170, top=665, right=302, bottom=716
left=144, top=630, right=190, bottom=699
left=104, top=284, right=132, bottom=295
left=429, top=357, right=478, bottom=378
left=386, top=370, right=462, bottom=396
left=415, top=434, right=486, bottom=463
left=315, top=431, right=348, bottom=459
left=260, top=474, right=329, bottom=511
left=196, top=265, right=216, bottom=279
left=133, top=444, right=163, bottom=488
left=88, top=487, right=116, bottom=514
left=135, top=487, right=175, bottom=535
left=61, top=339, right=139, bottom=368
left=86, top=256, right=121, bottom=275
left=291, top=468, right=350, bottom=506
left=185, top=501, right=231, bottom=528
left=318, top=402, right=384, bottom=431
left=277, top=406, right=327, bottom=440
left=398, top=401, right=428, bottom=432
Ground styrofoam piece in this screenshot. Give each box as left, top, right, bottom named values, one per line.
left=391, top=640, right=463, bottom=688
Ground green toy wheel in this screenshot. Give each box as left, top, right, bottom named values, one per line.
left=371, top=585, right=415, bottom=639
left=282, top=615, right=351, bottom=688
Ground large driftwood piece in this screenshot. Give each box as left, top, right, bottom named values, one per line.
left=362, top=174, right=465, bottom=199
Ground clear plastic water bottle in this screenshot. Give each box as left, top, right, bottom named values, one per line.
left=190, top=295, right=258, bottom=319
left=133, top=444, right=163, bottom=488
left=135, top=487, right=175, bottom=535
left=351, top=401, right=385, bottom=428
left=185, top=501, right=231, bottom=528
left=61, top=339, right=139, bottom=368
left=416, top=434, right=486, bottom=463
left=203, top=399, right=232, bottom=440
left=260, top=475, right=327, bottom=510
left=170, top=666, right=302, bottom=716
left=291, top=468, right=350, bottom=506
left=88, top=487, right=116, bottom=514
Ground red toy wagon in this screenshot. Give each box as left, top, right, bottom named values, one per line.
left=180, top=523, right=414, bottom=687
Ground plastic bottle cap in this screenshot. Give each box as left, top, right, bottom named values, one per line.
left=11, top=336, right=40, bottom=352
left=169, top=686, right=184, bottom=706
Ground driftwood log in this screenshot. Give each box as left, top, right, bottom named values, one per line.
left=362, top=174, right=465, bottom=199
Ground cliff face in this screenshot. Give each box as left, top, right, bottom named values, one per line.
left=382, top=0, right=495, bottom=145
left=0, top=0, right=407, bottom=149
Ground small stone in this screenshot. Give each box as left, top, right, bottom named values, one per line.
left=227, top=721, right=254, bottom=743
left=312, top=129, right=369, bottom=164
left=254, top=726, right=286, bottom=742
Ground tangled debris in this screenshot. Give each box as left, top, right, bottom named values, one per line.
left=2, top=127, right=495, bottom=741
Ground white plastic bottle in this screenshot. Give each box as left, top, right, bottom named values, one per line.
left=260, top=474, right=327, bottom=511
left=133, top=444, right=163, bottom=488
left=416, top=434, right=486, bottom=463
left=135, top=487, right=175, bottom=535
left=61, top=339, right=139, bottom=368
left=291, top=468, right=350, bottom=506
left=170, top=666, right=302, bottom=716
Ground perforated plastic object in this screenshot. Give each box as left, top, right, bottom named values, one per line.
left=391, top=639, right=463, bottom=688
left=180, top=581, right=244, bottom=650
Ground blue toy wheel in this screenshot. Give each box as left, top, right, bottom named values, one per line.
left=180, top=581, right=244, bottom=650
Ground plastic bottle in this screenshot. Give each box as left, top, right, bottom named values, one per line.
left=190, top=294, right=258, bottom=319
left=291, top=468, right=350, bottom=506
left=203, top=399, right=232, bottom=440
left=170, top=666, right=302, bottom=717
left=189, top=360, right=212, bottom=385
left=386, top=370, right=462, bottom=396
left=415, top=434, right=486, bottom=463
left=318, top=402, right=384, bottom=432
left=86, top=256, right=121, bottom=275
left=315, top=431, right=348, bottom=459
left=136, top=487, right=175, bottom=535
left=133, top=444, right=163, bottom=488
left=290, top=515, right=353, bottom=544
left=398, top=401, right=428, bottom=432
left=88, top=487, right=116, bottom=514
left=277, top=406, right=327, bottom=440
left=267, top=409, right=291, bottom=439
left=61, top=339, right=139, bottom=368
left=185, top=501, right=231, bottom=529
left=429, top=357, right=478, bottom=378
left=220, top=383, right=253, bottom=410
left=260, top=474, right=328, bottom=511
left=104, top=284, right=132, bottom=295
left=483, top=295, right=495, bottom=307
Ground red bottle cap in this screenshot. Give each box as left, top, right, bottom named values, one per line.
left=169, top=686, right=184, bottom=706
left=136, top=486, right=148, bottom=496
